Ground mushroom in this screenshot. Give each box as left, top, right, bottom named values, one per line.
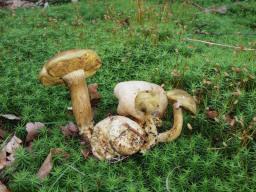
left=90, top=116, right=145, bottom=160
left=39, top=49, right=101, bottom=140
left=90, top=89, right=196, bottom=160
left=114, top=81, right=196, bottom=152
left=114, top=81, right=168, bottom=123
left=157, top=89, right=196, bottom=143
left=114, top=81, right=168, bottom=152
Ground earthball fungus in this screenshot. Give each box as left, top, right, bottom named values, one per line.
left=90, top=116, right=145, bottom=160
left=39, top=49, right=101, bottom=140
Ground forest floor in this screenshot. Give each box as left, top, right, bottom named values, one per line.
left=0, top=0, right=256, bottom=191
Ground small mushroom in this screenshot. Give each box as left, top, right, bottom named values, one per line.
left=114, top=81, right=168, bottom=152
left=39, top=49, right=101, bottom=140
left=90, top=116, right=145, bottom=160
left=157, top=89, right=196, bottom=143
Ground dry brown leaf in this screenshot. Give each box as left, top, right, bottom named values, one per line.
left=25, top=122, right=45, bottom=143
left=117, top=18, right=130, bottom=27
left=203, top=5, right=227, bottom=14
left=37, top=148, right=68, bottom=180
left=248, top=116, right=256, bottom=129
left=225, top=115, right=236, bottom=127
left=231, top=67, right=241, bottom=73
left=0, top=114, right=20, bottom=120
left=5, top=136, right=22, bottom=154
left=248, top=74, right=255, bottom=80
left=0, top=151, right=7, bottom=170
left=61, top=122, right=78, bottom=137
left=171, top=69, right=181, bottom=77
left=206, top=110, right=219, bottom=120
left=203, top=79, right=212, bottom=85
left=81, top=149, right=90, bottom=159
left=0, top=129, right=5, bottom=139
left=0, top=0, right=35, bottom=9
left=0, top=181, right=10, bottom=192
left=232, top=89, right=241, bottom=96
left=0, top=135, right=22, bottom=170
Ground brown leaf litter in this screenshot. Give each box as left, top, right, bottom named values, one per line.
left=0, top=135, right=22, bottom=170
left=25, top=122, right=45, bottom=143
left=37, top=148, right=69, bottom=180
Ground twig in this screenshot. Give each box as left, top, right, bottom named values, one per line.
left=48, top=160, right=79, bottom=192
left=207, top=147, right=226, bottom=150
left=166, top=166, right=181, bottom=192
left=185, top=38, right=256, bottom=51
left=194, top=31, right=256, bottom=36
left=67, top=164, right=85, bottom=176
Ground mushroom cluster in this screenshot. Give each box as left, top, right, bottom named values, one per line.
left=39, top=50, right=196, bottom=160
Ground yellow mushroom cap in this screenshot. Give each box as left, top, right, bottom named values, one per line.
left=166, top=89, right=196, bottom=115
left=39, top=49, right=101, bottom=85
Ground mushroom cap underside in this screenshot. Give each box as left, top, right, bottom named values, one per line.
left=39, top=49, right=101, bottom=85
left=166, top=89, right=196, bottom=114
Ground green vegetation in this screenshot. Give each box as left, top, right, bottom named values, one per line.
left=0, top=0, right=256, bottom=191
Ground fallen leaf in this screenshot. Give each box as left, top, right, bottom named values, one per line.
left=37, top=148, right=68, bottom=180
left=25, top=122, right=45, bottom=143
left=248, top=116, right=256, bottom=129
left=0, top=135, right=22, bottom=170
left=0, top=114, right=20, bottom=120
left=61, top=122, right=78, bottom=137
left=171, top=69, right=181, bottom=77
left=81, top=149, right=90, bottom=159
left=204, top=5, right=227, bottom=14
left=225, top=115, right=236, bottom=127
left=0, top=129, right=5, bottom=139
left=231, top=67, right=241, bottom=73
left=117, top=18, right=130, bottom=27
left=232, top=89, right=241, bottom=96
left=5, top=136, right=22, bottom=154
left=248, top=74, right=255, bottom=80
left=206, top=109, right=219, bottom=120
left=0, top=181, right=10, bottom=192
left=1, top=0, right=35, bottom=9
left=203, top=79, right=212, bottom=85
left=0, top=151, right=7, bottom=170
left=26, top=142, right=33, bottom=152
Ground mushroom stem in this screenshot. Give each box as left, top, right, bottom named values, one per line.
left=157, top=104, right=183, bottom=143
left=140, top=115, right=158, bottom=153
left=63, top=69, right=93, bottom=140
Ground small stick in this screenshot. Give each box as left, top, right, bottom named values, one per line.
left=185, top=38, right=256, bottom=51
left=207, top=147, right=226, bottom=150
